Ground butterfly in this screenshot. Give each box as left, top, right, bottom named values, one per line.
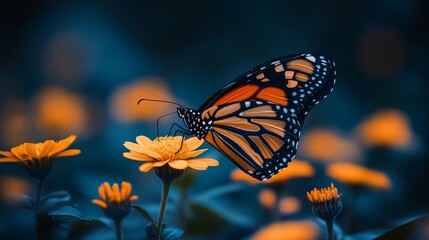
left=176, top=53, right=336, bottom=180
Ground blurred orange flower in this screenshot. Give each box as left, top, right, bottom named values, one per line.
left=279, top=196, right=301, bottom=214
left=231, top=160, right=315, bottom=184
left=300, top=128, right=360, bottom=162
left=0, top=100, right=29, bottom=146
left=34, top=87, right=88, bottom=136
left=355, top=109, right=413, bottom=149
left=110, top=79, right=177, bottom=123
left=252, top=220, right=320, bottom=240
left=0, top=176, right=31, bottom=196
left=326, top=162, right=391, bottom=189
left=258, top=189, right=301, bottom=214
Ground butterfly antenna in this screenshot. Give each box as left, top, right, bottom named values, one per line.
left=156, top=111, right=177, bottom=137
left=137, top=98, right=182, bottom=107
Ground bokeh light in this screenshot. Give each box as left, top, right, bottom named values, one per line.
left=252, top=220, right=320, bottom=240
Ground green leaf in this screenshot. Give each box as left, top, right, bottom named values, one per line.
left=145, top=223, right=159, bottom=240
left=161, top=226, right=184, bottom=240
left=49, top=205, right=89, bottom=224
left=374, top=214, right=429, bottom=240
left=132, top=205, right=155, bottom=224
left=42, top=191, right=71, bottom=212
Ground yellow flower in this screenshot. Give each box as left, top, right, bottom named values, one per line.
left=0, top=135, right=81, bottom=179
left=123, top=136, right=219, bottom=172
left=326, top=162, right=391, bottom=189
left=231, top=160, right=315, bottom=184
left=355, top=109, right=412, bottom=149
left=92, top=182, right=138, bottom=221
left=252, top=220, right=320, bottom=240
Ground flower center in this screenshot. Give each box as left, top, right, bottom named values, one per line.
left=149, top=136, right=190, bottom=161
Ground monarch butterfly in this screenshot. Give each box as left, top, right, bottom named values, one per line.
left=147, top=53, right=335, bottom=180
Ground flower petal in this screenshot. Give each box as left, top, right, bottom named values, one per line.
left=123, top=141, right=146, bottom=152
left=139, top=162, right=155, bottom=172
left=184, top=149, right=207, bottom=158
left=92, top=199, right=107, bottom=208
left=191, top=158, right=219, bottom=166
left=11, top=145, right=31, bottom=160
left=136, top=136, right=153, bottom=146
left=0, top=157, right=19, bottom=163
left=187, top=160, right=208, bottom=170
left=168, top=160, right=188, bottom=170
left=153, top=160, right=168, bottom=167
left=48, top=135, right=77, bottom=157
left=185, top=137, right=204, bottom=151
left=55, top=149, right=81, bottom=158
left=123, top=152, right=153, bottom=161
left=0, top=151, right=14, bottom=158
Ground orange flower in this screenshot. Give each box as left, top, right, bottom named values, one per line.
left=92, top=182, right=138, bottom=222
left=123, top=136, right=218, bottom=172
left=252, top=220, right=320, bottom=240
left=356, top=109, right=412, bottom=149
left=0, top=135, right=81, bottom=179
left=326, top=162, right=391, bottom=189
left=307, top=183, right=340, bottom=204
left=231, top=160, right=315, bottom=184
left=300, top=128, right=360, bottom=162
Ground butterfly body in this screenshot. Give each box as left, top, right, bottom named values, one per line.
left=177, top=53, right=336, bottom=180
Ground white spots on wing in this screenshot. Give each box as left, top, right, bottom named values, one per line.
left=306, top=55, right=316, bottom=62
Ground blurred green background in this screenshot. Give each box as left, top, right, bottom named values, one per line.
left=1, top=0, right=428, bottom=239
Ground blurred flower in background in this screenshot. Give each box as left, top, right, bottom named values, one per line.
left=355, top=108, right=414, bottom=149
left=34, top=87, right=89, bottom=137
left=326, top=162, right=391, bottom=189
left=258, top=189, right=301, bottom=215
left=231, top=160, right=315, bottom=185
left=110, top=79, right=177, bottom=123
left=0, top=176, right=31, bottom=200
left=252, top=220, right=320, bottom=240
left=300, top=128, right=361, bottom=162
left=0, top=100, right=30, bottom=146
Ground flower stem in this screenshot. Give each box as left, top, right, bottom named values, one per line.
left=156, top=179, right=172, bottom=237
left=326, top=218, right=334, bottom=240
left=114, top=219, right=123, bottom=240
left=34, top=177, right=45, bottom=213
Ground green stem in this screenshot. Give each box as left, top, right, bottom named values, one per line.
left=114, top=219, right=123, bottom=240
left=326, top=218, right=334, bottom=240
left=156, top=180, right=172, bottom=238
left=34, top=177, right=45, bottom=213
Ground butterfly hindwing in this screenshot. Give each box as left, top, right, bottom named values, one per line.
left=201, top=100, right=301, bottom=180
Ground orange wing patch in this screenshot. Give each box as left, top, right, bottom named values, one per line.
left=249, top=136, right=274, bottom=159
left=287, top=80, right=298, bottom=88
left=286, top=59, right=314, bottom=74
left=240, top=105, right=277, bottom=117
left=214, top=116, right=260, bottom=131
left=295, top=72, right=309, bottom=82
left=201, top=106, right=218, bottom=120
left=205, top=131, right=255, bottom=172
left=212, top=84, right=259, bottom=106
left=251, top=119, right=286, bottom=137
left=213, top=127, right=264, bottom=166
left=256, top=87, right=288, bottom=106
left=285, top=71, right=294, bottom=79
left=262, top=134, right=284, bottom=152
left=275, top=65, right=285, bottom=72
left=215, top=103, right=241, bottom=118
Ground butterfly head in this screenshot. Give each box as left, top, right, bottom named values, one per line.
left=177, top=107, right=209, bottom=139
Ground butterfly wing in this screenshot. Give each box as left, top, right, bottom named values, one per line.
left=194, top=53, right=335, bottom=180
left=202, top=101, right=301, bottom=180
left=198, top=53, right=336, bottom=124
